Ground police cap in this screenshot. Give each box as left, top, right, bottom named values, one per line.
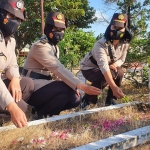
left=0, top=0, right=25, bottom=20
left=46, top=12, right=66, bottom=29
left=110, top=13, right=128, bottom=27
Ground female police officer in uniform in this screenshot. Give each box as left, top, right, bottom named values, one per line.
left=80, top=13, right=132, bottom=108
left=22, top=12, right=101, bottom=119
left=0, top=0, right=34, bottom=127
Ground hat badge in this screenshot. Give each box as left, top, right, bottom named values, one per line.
left=16, top=0, right=24, bottom=9
left=56, top=14, right=63, bottom=20
left=120, top=33, right=124, bottom=38
left=118, top=14, right=124, bottom=20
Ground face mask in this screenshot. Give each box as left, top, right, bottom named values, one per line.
left=110, top=29, right=125, bottom=40
left=51, top=31, right=64, bottom=45
left=2, top=18, right=20, bottom=35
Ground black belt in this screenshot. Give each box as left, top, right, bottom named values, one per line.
left=89, top=52, right=98, bottom=66
left=89, top=52, right=118, bottom=79
left=22, top=69, right=52, bottom=80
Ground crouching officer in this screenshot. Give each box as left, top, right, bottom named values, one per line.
left=22, top=12, right=101, bottom=119
left=0, top=0, right=34, bottom=127
left=80, top=13, right=132, bottom=108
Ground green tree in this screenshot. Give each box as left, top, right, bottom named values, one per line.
left=15, top=0, right=97, bottom=51
left=58, top=28, right=96, bottom=71
left=66, top=0, right=97, bottom=28
left=96, top=33, right=104, bottom=40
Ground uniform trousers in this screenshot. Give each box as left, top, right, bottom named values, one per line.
left=27, top=81, right=81, bottom=117
left=81, top=67, right=124, bottom=104
left=3, top=77, right=34, bottom=112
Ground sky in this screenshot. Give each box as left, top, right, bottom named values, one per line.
left=83, top=0, right=117, bottom=37
left=84, top=0, right=150, bottom=37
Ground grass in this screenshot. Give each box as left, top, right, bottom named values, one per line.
left=129, top=141, right=150, bottom=150
left=1, top=104, right=150, bottom=149
left=0, top=80, right=149, bottom=149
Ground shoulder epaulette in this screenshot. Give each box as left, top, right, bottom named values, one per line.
left=40, top=35, right=48, bottom=44
left=105, top=40, right=112, bottom=47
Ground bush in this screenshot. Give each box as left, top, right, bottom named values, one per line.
left=58, top=28, right=96, bottom=71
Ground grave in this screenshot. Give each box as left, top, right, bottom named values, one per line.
left=1, top=101, right=150, bottom=149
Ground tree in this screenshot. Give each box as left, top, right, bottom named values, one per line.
left=96, top=33, right=104, bottom=40
left=66, top=0, right=97, bottom=28
left=15, top=0, right=97, bottom=51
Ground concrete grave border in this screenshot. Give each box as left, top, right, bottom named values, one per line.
left=0, top=101, right=139, bottom=132
left=71, top=125, right=150, bottom=150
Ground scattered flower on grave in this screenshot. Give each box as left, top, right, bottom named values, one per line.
left=26, top=144, right=32, bottom=149
left=17, top=137, right=24, bottom=142
left=145, top=116, right=150, bottom=119
left=12, top=140, right=17, bottom=144
left=59, top=132, right=68, bottom=140
left=20, top=146, right=26, bottom=149
left=30, top=139, right=36, bottom=144
left=134, top=116, right=139, bottom=121
left=52, top=131, right=59, bottom=136
left=103, top=120, right=112, bottom=131
left=37, top=137, right=46, bottom=144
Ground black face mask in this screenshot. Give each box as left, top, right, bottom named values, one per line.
left=51, top=31, right=64, bottom=45
left=2, top=18, right=20, bottom=35
left=0, top=11, right=20, bottom=37
left=110, top=29, right=125, bottom=40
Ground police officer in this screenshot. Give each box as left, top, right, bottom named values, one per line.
left=80, top=13, right=132, bottom=108
left=0, top=0, right=34, bottom=127
left=22, top=12, right=101, bottom=119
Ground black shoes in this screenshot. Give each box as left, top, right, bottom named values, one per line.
left=81, top=97, right=90, bottom=109
left=105, top=99, right=117, bottom=106
left=0, top=110, right=11, bottom=126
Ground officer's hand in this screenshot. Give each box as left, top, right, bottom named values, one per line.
left=6, top=102, right=28, bottom=128
left=76, top=89, right=81, bottom=97
left=8, top=77, right=22, bottom=102
left=111, top=86, right=125, bottom=99
left=77, top=82, right=101, bottom=95
left=109, top=63, right=117, bottom=72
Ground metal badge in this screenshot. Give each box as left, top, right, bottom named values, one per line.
left=16, top=0, right=24, bottom=9
left=120, top=33, right=124, bottom=38
left=118, top=14, right=124, bottom=20
left=0, top=30, right=3, bottom=42
left=0, top=52, right=7, bottom=60
left=0, top=33, right=3, bottom=42
left=0, top=52, right=4, bottom=56
left=56, top=14, right=63, bottom=20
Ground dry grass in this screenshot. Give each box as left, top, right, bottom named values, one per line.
left=1, top=105, right=150, bottom=149
left=0, top=81, right=149, bottom=149
left=129, top=141, right=150, bottom=150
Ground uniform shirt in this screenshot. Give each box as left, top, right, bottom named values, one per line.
left=0, top=35, right=20, bottom=109
left=23, top=40, right=81, bottom=91
left=80, top=36, right=129, bottom=74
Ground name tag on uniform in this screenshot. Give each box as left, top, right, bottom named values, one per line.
left=0, top=52, right=7, bottom=60
left=0, top=52, right=4, bottom=56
